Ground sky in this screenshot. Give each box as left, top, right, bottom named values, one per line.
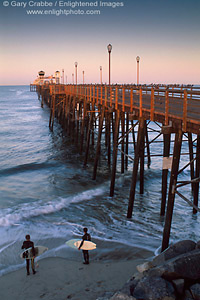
left=0, top=0, right=200, bottom=85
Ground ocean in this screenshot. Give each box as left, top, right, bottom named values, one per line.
left=0, top=85, right=199, bottom=276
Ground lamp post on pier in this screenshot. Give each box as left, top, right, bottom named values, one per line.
left=100, top=66, right=102, bottom=84
left=107, top=44, right=112, bottom=86
left=136, top=56, right=140, bottom=86
left=72, top=73, right=74, bottom=84
left=62, top=69, right=64, bottom=84
left=75, top=62, right=78, bottom=85
left=83, top=71, right=85, bottom=84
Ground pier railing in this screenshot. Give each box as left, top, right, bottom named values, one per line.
left=31, top=83, right=200, bottom=134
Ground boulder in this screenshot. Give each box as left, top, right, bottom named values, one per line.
left=119, top=276, right=139, bottom=296
left=171, top=279, right=185, bottom=296
left=132, top=275, right=175, bottom=300
left=196, top=241, right=200, bottom=249
left=162, top=249, right=200, bottom=282
left=153, top=240, right=196, bottom=267
left=110, top=292, right=136, bottom=300
left=183, top=289, right=194, bottom=300
left=107, top=240, right=200, bottom=300
left=183, top=287, right=200, bottom=300
left=189, top=283, right=200, bottom=299
left=136, top=261, right=153, bottom=273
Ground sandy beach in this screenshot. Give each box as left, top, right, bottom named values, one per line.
left=0, top=247, right=153, bottom=300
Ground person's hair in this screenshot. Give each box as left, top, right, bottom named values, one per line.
left=83, top=227, right=88, bottom=233
left=26, top=234, right=30, bottom=240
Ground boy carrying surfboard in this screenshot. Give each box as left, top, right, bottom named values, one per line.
left=21, top=234, right=36, bottom=275
left=78, top=228, right=91, bottom=264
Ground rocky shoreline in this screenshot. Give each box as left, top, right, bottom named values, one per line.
left=103, top=240, right=200, bottom=300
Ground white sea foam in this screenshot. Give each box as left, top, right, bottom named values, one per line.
left=0, top=185, right=107, bottom=227
left=16, top=90, right=26, bottom=96
left=0, top=241, right=16, bottom=254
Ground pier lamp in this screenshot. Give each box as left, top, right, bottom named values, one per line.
left=75, top=62, right=78, bottom=85
left=136, top=56, right=140, bottom=85
left=55, top=71, right=60, bottom=85
left=72, top=73, right=74, bottom=85
left=83, top=71, right=85, bottom=84
left=100, top=66, right=102, bottom=84
left=62, top=69, right=64, bottom=84
left=107, top=44, right=112, bottom=86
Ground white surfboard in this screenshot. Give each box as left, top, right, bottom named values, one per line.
left=74, top=240, right=96, bottom=250
left=65, top=239, right=80, bottom=249
left=66, top=239, right=96, bottom=250
left=20, top=245, right=48, bottom=259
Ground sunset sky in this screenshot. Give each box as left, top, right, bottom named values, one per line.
left=0, top=0, right=200, bottom=85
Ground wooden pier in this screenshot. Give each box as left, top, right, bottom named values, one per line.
left=30, top=82, right=200, bottom=251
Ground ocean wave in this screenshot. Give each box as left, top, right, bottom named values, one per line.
left=0, top=241, right=16, bottom=254
left=16, top=90, right=24, bottom=96
left=0, top=186, right=107, bottom=227
left=0, top=162, right=55, bottom=177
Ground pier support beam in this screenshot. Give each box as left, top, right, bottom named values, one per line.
left=193, top=135, right=200, bottom=214
left=139, top=120, right=145, bottom=194
left=80, top=100, right=87, bottom=154
left=41, top=95, right=44, bottom=108
left=92, top=108, right=105, bottom=180
left=125, top=113, right=129, bottom=170
left=76, top=101, right=81, bottom=144
left=161, top=130, right=183, bottom=251
left=121, top=112, right=125, bottom=174
left=84, top=111, right=93, bottom=167
left=145, top=121, right=151, bottom=168
left=127, top=118, right=145, bottom=218
left=160, top=133, right=171, bottom=216
left=107, top=111, right=111, bottom=167
left=49, top=95, right=55, bottom=131
left=131, top=120, right=136, bottom=152
left=188, top=133, right=195, bottom=194
left=110, top=111, right=120, bottom=196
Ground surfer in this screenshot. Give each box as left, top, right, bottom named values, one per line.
left=78, top=227, right=91, bottom=264
left=21, top=234, right=36, bottom=275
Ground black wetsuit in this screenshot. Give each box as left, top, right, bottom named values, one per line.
left=79, top=233, right=91, bottom=264
left=21, top=240, right=36, bottom=274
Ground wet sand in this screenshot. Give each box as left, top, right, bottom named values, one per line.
left=0, top=248, right=153, bottom=300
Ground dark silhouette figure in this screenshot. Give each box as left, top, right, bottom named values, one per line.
left=21, top=234, right=36, bottom=275
left=78, top=228, right=91, bottom=264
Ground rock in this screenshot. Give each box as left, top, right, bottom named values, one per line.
left=132, top=275, right=175, bottom=300
left=107, top=241, right=200, bottom=300
left=196, top=241, right=200, bottom=249
left=190, top=283, right=200, bottom=299
left=171, top=279, right=185, bottom=295
left=162, top=249, right=200, bottom=282
left=147, top=265, right=166, bottom=278
left=136, top=261, right=153, bottom=273
left=110, top=292, right=136, bottom=300
left=183, top=289, right=194, bottom=300
left=119, top=276, right=141, bottom=296
left=153, top=240, right=196, bottom=267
